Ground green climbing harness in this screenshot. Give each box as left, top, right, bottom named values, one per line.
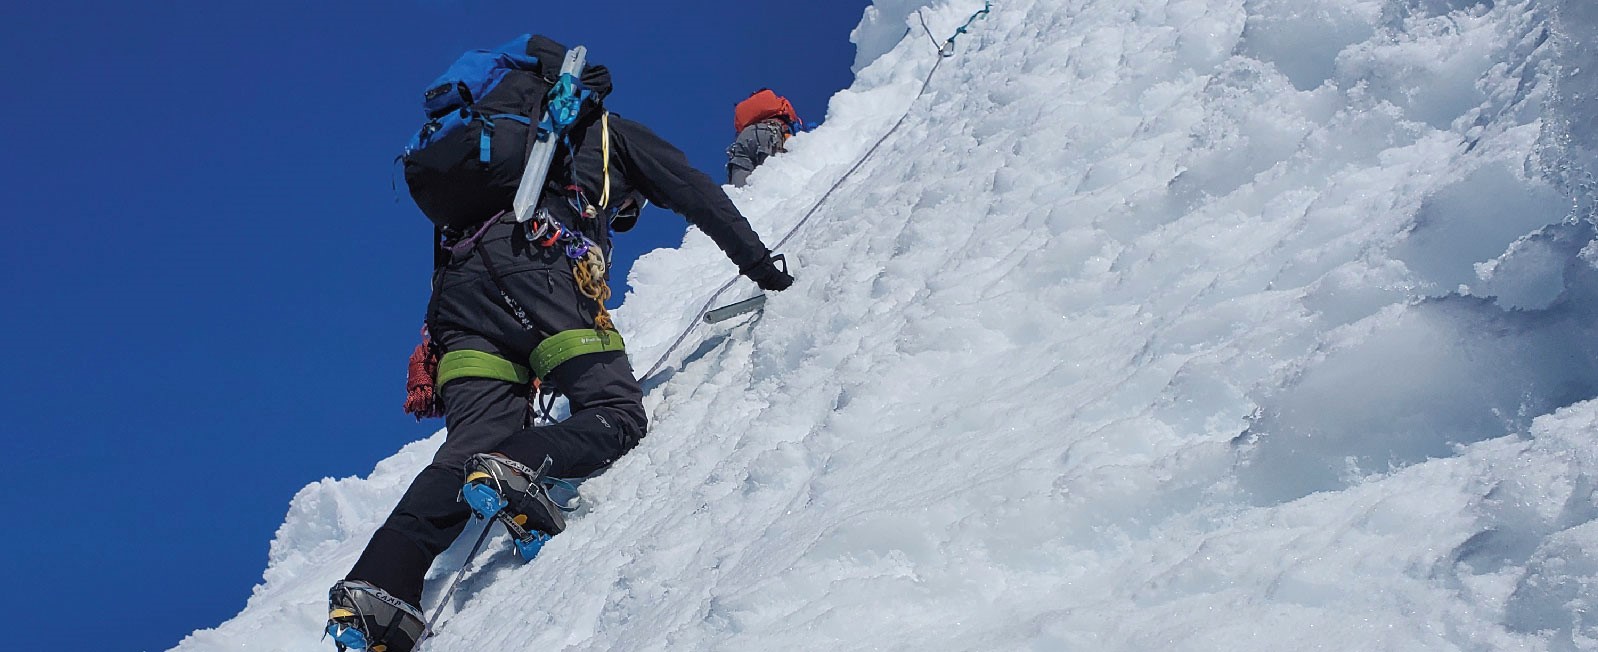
left=434, top=329, right=626, bottom=389
left=435, top=328, right=626, bottom=389
left=437, top=350, right=532, bottom=387
left=529, top=328, right=625, bottom=378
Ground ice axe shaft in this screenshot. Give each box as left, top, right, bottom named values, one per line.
left=704, top=294, right=767, bottom=323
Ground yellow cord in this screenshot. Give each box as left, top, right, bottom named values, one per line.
left=599, top=111, right=612, bottom=209
left=587, top=112, right=614, bottom=329
left=563, top=112, right=614, bottom=330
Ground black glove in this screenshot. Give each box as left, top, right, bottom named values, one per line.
left=743, top=252, right=794, bottom=292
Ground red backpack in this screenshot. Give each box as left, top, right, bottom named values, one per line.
left=734, top=89, right=800, bottom=133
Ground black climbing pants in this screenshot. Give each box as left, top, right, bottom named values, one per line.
left=346, top=221, right=647, bottom=608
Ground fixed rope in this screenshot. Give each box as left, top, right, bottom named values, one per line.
left=417, top=522, right=494, bottom=651
left=639, top=3, right=992, bottom=382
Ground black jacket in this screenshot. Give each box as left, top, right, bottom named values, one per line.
left=427, top=110, right=773, bottom=352
left=546, top=111, right=770, bottom=271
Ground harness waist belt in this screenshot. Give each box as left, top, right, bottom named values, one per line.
left=436, top=329, right=626, bottom=387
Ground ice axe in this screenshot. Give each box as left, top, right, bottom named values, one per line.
left=704, top=254, right=787, bottom=324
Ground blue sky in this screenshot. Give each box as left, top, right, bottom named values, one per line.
left=0, top=1, right=864, bottom=649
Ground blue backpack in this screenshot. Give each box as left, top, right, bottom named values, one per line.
left=402, top=35, right=563, bottom=230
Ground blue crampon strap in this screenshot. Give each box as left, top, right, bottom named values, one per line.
left=326, top=623, right=369, bottom=650
left=461, top=482, right=508, bottom=520
left=460, top=477, right=572, bottom=560
left=512, top=530, right=553, bottom=560
left=461, top=479, right=556, bottom=560
left=461, top=476, right=558, bottom=561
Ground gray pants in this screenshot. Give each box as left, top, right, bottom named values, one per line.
left=725, top=120, right=787, bottom=187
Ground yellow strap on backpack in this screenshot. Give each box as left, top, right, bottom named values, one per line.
left=600, top=111, right=611, bottom=208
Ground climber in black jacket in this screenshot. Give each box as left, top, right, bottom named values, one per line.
left=326, top=34, right=793, bottom=652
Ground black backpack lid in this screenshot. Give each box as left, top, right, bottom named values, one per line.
left=526, top=34, right=613, bottom=101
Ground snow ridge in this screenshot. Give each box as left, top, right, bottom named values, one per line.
left=176, top=0, right=1598, bottom=650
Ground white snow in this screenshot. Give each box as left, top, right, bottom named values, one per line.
left=174, top=0, right=1598, bottom=650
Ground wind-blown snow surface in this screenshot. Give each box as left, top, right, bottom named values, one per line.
left=177, top=0, right=1598, bottom=650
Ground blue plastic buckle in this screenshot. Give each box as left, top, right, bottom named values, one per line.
left=513, top=530, right=553, bottom=560
left=547, top=74, right=583, bottom=131
left=327, top=623, right=369, bottom=650
left=462, top=483, right=508, bottom=520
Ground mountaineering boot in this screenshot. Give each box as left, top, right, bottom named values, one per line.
left=326, top=579, right=427, bottom=652
left=462, top=453, right=567, bottom=559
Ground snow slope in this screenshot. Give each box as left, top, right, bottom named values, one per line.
left=175, top=0, right=1598, bottom=650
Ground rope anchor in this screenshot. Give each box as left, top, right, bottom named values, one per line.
left=923, top=2, right=992, bottom=57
